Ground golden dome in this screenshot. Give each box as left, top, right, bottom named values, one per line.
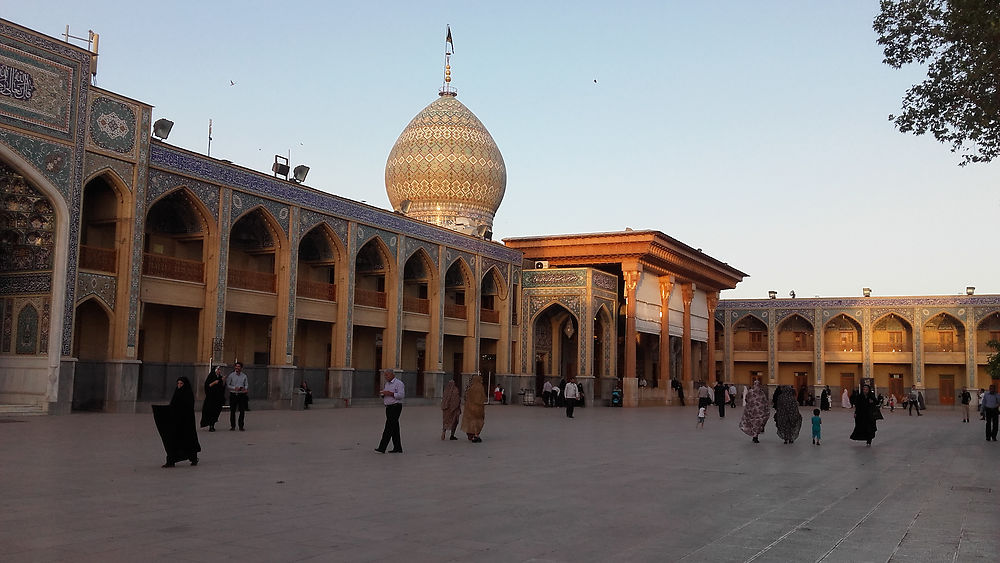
left=385, top=93, right=506, bottom=237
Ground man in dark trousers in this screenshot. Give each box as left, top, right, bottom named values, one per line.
left=375, top=369, right=404, bottom=453
left=714, top=381, right=727, bottom=418
left=982, top=385, right=1000, bottom=442
left=226, top=361, right=249, bottom=431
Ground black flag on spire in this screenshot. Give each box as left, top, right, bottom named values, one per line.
left=446, top=25, right=454, bottom=54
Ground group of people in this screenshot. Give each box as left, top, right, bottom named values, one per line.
left=736, top=381, right=876, bottom=446
left=695, top=381, right=740, bottom=418
left=540, top=377, right=583, bottom=416
left=154, top=362, right=253, bottom=468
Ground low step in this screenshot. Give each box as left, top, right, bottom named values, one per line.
left=0, top=404, right=46, bottom=416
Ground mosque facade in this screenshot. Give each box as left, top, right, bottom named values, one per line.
left=5, top=19, right=992, bottom=415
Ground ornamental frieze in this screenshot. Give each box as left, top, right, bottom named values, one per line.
left=76, top=271, right=116, bottom=310
left=299, top=209, right=348, bottom=248
left=85, top=153, right=133, bottom=192
left=523, top=269, right=586, bottom=288
left=0, top=61, right=36, bottom=101
left=87, top=96, right=137, bottom=156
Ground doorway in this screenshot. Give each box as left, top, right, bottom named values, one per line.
left=939, top=375, right=955, bottom=405
left=889, top=374, right=904, bottom=401
left=840, top=373, right=855, bottom=395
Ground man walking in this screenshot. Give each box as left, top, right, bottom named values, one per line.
left=226, top=361, right=249, bottom=431
left=375, top=368, right=404, bottom=453
left=564, top=377, right=579, bottom=418
left=908, top=386, right=922, bottom=416
left=982, top=385, right=999, bottom=442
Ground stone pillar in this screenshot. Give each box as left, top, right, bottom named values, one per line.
left=681, top=282, right=694, bottom=387
left=329, top=366, right=354, bottom=406
left=268, top=364, right=297, bottom=406
left=622, top=265, right=641, bottom=407
left=104, top=359, right=141, bottom=413
left=767, top=307, right=776, bottom=385
left=913, top=307, right=924, bottom=389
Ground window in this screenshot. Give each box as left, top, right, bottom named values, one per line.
left=839, top=331, right=855, bottom=351
left=749, top=331, right=763, bottom=349
left=938, top=331, right=954, bottom=351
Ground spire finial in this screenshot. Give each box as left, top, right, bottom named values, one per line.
left=440, top=25, right=457, bottom=97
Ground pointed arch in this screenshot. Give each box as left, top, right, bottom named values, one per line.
left=148, top=186, right=215, bottom=238
left=777, top=313, right=814, bottom=331
left=481, top=265, right=508, bottom=300
left=232, top=205, right=286, bottom=250
left=0, top=144, right=70, bottom=400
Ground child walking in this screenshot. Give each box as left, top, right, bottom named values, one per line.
left=811, top=408, right=822, bottom=445
left=696, top=405, right=706, bottom=429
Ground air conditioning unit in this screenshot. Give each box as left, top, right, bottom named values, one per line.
left=534, top=260, right=549, bottom=269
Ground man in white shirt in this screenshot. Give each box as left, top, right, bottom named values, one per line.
left=375, top=369, right=405, bottom=453
left=226, top=361, right=249, bottom=431
left=564, top=377, right=579, bottom=418
left=542, top=380, right=553, bottom=407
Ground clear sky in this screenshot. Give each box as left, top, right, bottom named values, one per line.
left=6, top=2, right=996, bottom=299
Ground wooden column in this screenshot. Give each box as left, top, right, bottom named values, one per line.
left=706, top=290, right=719, bottom=382
left=681, top=282, right=694, bottom=387
left=622, top=264, right=641, bottom=407
left=658, top=275, right=674, bottom=394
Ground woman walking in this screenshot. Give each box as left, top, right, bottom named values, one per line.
left=460, top=374, right=486, bottom=442
left=200, top=365, right=226, bottom=431
left=773, top=385, right=803, bottom=444
left=440, top=380, right=461, bottom=440
left=739, top=381, right=771, bottom=443
left=850, top=384, right=879, bottom=446
left=154, top=377, right=201, bottom=468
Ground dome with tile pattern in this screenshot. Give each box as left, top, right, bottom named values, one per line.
left=385, top=92, right=506, bottom=237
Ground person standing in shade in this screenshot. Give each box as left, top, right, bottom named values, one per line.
left=542, top=380, right=553, bottom=407
left=564, top=377, right=580, bottom=418
left=299, top=379, right=313, bottom=409
left=820, top=386, right=830, bottom=411
left=960, top=387, right=972, bottom=423
left=226, top=362, right=249, bottom=431
left=982, top=385, right=1000, bottom=442
left=908, top=386, right=922, bottom=416
left=440, top=379, right=461, bottom=440
left=200, top=365, right=226, bottom=432
left=375, top=368, right=404, bottom=453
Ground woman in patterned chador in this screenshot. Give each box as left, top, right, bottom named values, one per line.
left=739, top=380, right=771, bottom=443
left=773, top=385, right=803, bottom=444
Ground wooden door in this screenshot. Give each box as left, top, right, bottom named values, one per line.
left=840, top=373, right=855, bottom=395
left=889, top=374, right=904, bottom=401
left=939, top=375, right=955, bottom=405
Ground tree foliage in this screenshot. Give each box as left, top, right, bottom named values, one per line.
left=874, top=0, right=1000, bottom=165
left=987, top=340, right=1000, bottom=380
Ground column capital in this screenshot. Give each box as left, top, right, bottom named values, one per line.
left=706, top=290, right=719, bottom=314
left=623, top=269, right=640, bottom=294
left=680, top=282, right=694, bottom=306
left=658, top=275, right=675, bottom=305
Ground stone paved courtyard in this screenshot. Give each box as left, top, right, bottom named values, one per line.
left=1, top=402, right=998, bottom=562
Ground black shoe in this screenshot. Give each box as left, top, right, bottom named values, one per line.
left=209, top=427, right=215, bottom=432
left=239, top=427, right=245, bottom=431
left=162, top=461, right=175, bottom=468
left=752, top=436, right=759, bottom=443
left=190, top=458, right=198, bottom=466
left=389, top=449, right=403, bottom=453
left=374, top=448, right=386, bottom=453
left=449, top=435, right=458, bottom=440
left=230, top=427, right=235, bottom=431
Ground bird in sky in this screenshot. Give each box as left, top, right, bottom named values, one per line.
left=230, top=80, right=236, bottom=86
left=593, top=79, right=598, bottom=84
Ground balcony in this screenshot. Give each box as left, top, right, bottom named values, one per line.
left=825, top=342, right=861, bottom=353
left=403, top=296, right=430, bottom=314
left=872, top=342, right=913, bottom=353
left=297, top=279, right=336, bottom=301
left=143, top=253, right=204, bottom=283
left=923, top=343, right=964, bottom=354
left=228, top=268, right=275, bottom=292
left=777, top=341, right=814, bottom=352
left=444, top=303, right=467, bottom=319
left=733, top=342, right=767, bottom=352
left=354, top=287, right=386, bottom=308
left=481, top=308, right=500, bottom=323
left=80, top=245, right=116, bottom=273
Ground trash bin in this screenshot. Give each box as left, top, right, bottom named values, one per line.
left=521, top=389, right=535, bottom=406
left=291, top=389, right=306, bottom=410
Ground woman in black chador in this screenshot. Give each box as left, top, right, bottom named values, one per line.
left=154, top=377, right=201, bottom=467
left=200, top=366, right=226, bottom=431
left=849, top=384, right=879, bottom=446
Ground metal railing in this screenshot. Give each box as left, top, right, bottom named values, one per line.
left=872, top=342, right=913, bottom=352
left=142, top=253, right=204, bottom=283
left=923, top=343, right=964, bottom=353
